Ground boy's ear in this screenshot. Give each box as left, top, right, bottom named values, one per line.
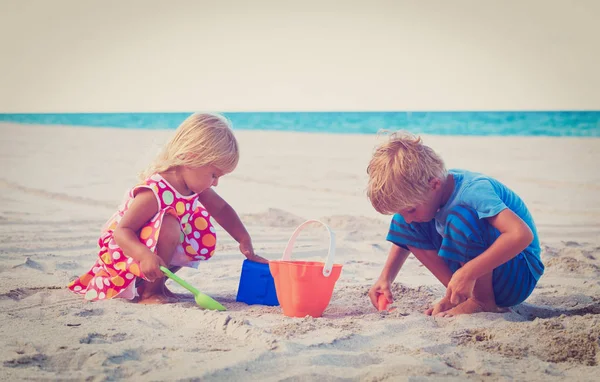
left=429, top=178, right=442, bottom=190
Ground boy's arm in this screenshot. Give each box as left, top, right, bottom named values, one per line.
left=463, top=208, right=533, bottom=279
left=197, top=188, right=268, bottom=263
left=379, top=243, right=410, bottom=283
left=368, top=244, right=410, bottom=307
left=446, top=208, right=534, bottom=304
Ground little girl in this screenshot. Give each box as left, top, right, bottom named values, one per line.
left=68, top=113, right=267, bottom=304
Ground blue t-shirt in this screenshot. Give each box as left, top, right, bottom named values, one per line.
left=435, top=169, right=542, bottom=279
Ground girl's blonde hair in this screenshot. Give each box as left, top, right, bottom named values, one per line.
left=139, top=113, right=239, bottom=181
left=367, top=131, right=446, bottom=215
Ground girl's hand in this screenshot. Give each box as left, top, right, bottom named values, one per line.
left=445, top=268, right=476, bottom=305
left=239, top=238, right=269, bottom=264
left=368, top=278, right=394, bottom=309
left=139, top=253, right=166, bottom=282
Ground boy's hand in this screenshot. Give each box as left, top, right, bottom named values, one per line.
left=368, top=279, right=394, bottom=309
left=239, top=238, right=269, bottom=264
left=445, top=268, right=476, bottom=305
left=140, top=253, right=167, bottom=282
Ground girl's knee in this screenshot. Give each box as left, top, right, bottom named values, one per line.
left=158, top=214, right=181, bottom=249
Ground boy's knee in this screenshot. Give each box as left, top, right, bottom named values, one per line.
left=158, top=214, right=181, bottom=249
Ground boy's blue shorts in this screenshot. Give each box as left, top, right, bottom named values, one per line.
left=387, top=205, right=542, bottom=307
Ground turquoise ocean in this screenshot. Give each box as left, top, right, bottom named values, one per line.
left=0, top=112, right=598, bottom=137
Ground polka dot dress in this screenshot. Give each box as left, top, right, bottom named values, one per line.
left=68, top=174, right=217, bottom=301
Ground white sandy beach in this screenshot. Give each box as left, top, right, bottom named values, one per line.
left=0, top=123, right=599, bottom=381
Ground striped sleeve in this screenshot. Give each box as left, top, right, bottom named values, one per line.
left=461, top=180, right=507, bottom=219
left=386, top=214, right=439, bottom=250
left=438, top=205, right=489, bottom=263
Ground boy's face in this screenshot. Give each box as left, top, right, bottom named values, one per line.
left=398, top=178, right=444, bottom=224
left=398, top=202, right=437, bottom=224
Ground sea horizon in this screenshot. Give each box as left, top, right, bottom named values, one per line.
left=1, top=111, right=598, bottom=137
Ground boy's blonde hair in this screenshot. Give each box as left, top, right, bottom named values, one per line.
left=139, top=113, right=239, bottom=181
left=367, top=131, right=447, bottom=215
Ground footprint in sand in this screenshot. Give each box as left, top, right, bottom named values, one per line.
left=564, top=241, right=582, bottom=247
left=74, top=307, right=105, bottom=317
left=11, top=257, right=45, bottom=272
left=79, top=332, right=129, bottom=344
left=310, top=353, right=383, bottom=368
left=3, top=354, right=48, bottom=369
left=513, top=299, right=600, bottom=320
left=105, top=349, right=141, bottom=365
left=0, top=287, right=40, bottom=301
left=546, top=256, right=599, bottom=274
left=453, top=315, right=600, bottom=366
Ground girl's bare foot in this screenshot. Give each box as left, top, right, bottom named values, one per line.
left=138, top=292, right=179, bottom=304
left=435, top=298, right=502, bottom=317
left=425, top=296, right=457, bottom=316
left=162, top=284, right=178, bottom=299
left=138, top=281, right=180, bottom=304
left=140, top=279, right=179, bottom=299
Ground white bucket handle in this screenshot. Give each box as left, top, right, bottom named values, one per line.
left=282, top=219, right=336, bottom=277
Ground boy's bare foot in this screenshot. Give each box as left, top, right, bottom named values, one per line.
left=425, top=296, right=457, bottom=316
left=435, top=298, right=502, bottom=317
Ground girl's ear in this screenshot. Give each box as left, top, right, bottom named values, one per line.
left=177, top=153, right=199, bottom=161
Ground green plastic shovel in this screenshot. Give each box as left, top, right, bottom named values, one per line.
left=160, top=266, right=226, bottom=311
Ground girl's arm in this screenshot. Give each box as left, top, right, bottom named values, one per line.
left=197, top=188, right=249, bottom=244
left=112, top=189, right=165, bottom=281
left=197, top=188, right=268, bottom=263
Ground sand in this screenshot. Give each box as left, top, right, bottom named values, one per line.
left=0, top=123, right=599, bottom=381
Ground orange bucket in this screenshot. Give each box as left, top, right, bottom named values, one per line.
left=269, top=220, right=342, bottom=318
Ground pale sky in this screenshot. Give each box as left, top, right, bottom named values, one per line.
left=1, top=0, right=599, bottom=112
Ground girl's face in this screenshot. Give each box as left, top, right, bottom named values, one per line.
left=181, top=164, right=224, bottom=194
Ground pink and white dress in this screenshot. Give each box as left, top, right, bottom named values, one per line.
left=68, top=174, right=217, bottom=301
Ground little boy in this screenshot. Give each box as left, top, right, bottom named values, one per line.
left=367, top=132, right=543, bottom=316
